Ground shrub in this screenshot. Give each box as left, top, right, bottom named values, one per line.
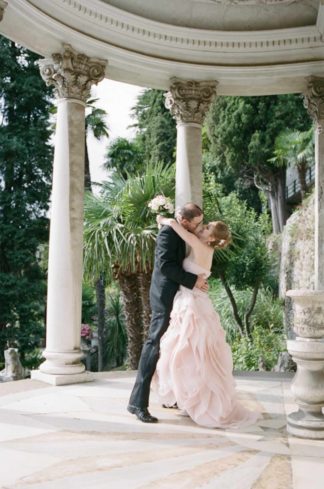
left=209, top=279, right=285, bottom=370
left=231, top=326, right=285, bottom=371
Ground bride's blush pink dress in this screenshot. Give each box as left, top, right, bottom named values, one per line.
left=153, top=257, right=260, bottom=429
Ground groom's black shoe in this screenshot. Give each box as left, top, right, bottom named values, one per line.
left=127, top=404, right=158, bottom=423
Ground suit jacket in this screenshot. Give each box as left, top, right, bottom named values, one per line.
left=149, top=225, right=197, bottom=312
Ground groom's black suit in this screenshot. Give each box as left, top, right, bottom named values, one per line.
left=129, top=225, right=197, bottom=409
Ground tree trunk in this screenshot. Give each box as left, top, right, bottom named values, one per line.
left=254, top=172, right=283, bottom=234
left=138, top=269, right=152, bottom=340
left=268, top=191, right=281, bottom=234
left=117, top=271, right=144, bottom=369
left=267, top=170, right=286, bottom=234
left=244, top=282, right=259, bottom=339
left=84, top=138, right=92, bottom=192
left=276, top=168, right=287, bottom=231
left=95, top=276, right=105, bottom=371
left=297, top=162, right=308, bottom=201
left=219, top=272, right=245, bottom=337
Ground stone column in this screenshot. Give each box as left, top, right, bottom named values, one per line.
left=165, top=79, right=217, bottom=208
left=31, top=45, right=106, bottom=385
left=286, top=76, right=324, bottom=438
left=0, top=0, right=8, bottom=21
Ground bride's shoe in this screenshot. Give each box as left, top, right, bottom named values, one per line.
left=162, top=402, right=178, bottom=409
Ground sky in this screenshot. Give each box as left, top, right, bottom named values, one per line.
left=87, top=78, right=144, bottom=184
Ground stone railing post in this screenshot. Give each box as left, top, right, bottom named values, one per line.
left=31, top=45, right=106, bottom=385
left=286, top=76, right=324, bottom=438
left=165, top=79, right=217, bottom=208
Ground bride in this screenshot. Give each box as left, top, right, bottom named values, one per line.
left=153, top=215, right=260, bottom=429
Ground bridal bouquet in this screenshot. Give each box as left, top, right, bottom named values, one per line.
left=148, top=195, right=174, bottom=216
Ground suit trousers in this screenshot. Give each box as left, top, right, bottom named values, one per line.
left=129, top=306, right=173, bottom=409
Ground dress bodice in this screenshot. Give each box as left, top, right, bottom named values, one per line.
left=183, top=257, right=211, bottom=279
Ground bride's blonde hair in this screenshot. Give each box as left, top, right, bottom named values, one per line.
left=208, top=221, right=232, bottom=249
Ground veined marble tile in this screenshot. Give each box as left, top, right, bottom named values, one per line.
left=200, top=452, right=273, bottom=489
left=2, top=392, right=91, bottom=414
left=0, top=385, right=54, bottom=407
left=0, top=416, right=57, bottom=442
left=9, top=444, right=246, bottom=489
left=0, top=446, right=59, bottom=487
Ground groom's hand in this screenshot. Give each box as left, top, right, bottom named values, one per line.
left=196, top=275, right=208, bottom=292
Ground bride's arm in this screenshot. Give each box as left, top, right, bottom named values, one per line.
left=157, top=215, right=200, bottom=248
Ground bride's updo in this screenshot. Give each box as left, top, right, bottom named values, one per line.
left=208, top=221, right=232, bottom=249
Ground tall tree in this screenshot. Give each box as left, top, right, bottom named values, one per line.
left=205, top=94, right=312, bottom=232
left=131, top=89, right=177, bottom=166
left=104, top=137, right=143, bottom=178
left=85, top=98, right=109, bottom=190
left=0, top=38, right=54, bottom=366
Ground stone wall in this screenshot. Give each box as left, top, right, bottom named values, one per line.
left=279, top=193, right=315, bottom=336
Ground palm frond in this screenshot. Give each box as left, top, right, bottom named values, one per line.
left=83, top=163, right=175, bottom=283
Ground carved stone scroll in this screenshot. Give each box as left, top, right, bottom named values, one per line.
left=165, top=79, right=217, bottom=125
left=304, top=76, right=324, bottom=132
left=38, top=44, right=106, bottom=102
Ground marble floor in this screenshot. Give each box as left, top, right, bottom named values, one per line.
left=0, top=371, right=323, bottom=489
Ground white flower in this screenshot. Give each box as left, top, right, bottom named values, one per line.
left=148, top=195, right=174, bottom=215
left=165, top=202, right=174, bottom=213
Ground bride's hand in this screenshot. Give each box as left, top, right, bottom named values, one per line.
left=196, top=275, right=209, bottom=292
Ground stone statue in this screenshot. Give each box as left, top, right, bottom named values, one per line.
left=0, top=348, right=25, bottom=382
left=273, top=351, right=296, bottom=373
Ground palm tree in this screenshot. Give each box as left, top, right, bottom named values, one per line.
left=103, top=137, right=143, bottom=178
left=83, top=163, right=175, bottom=369
left=273, top=128, right=314, bottom=202
left=85, top=98, right=109, bottom=191
left=105, top=290, right=127, bottom=368
left=117, top=163, right=175, bottom=342
left=83, top=180, right=149, bottom=370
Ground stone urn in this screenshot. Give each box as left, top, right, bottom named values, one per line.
left=286, top=289, right=324, bottom=338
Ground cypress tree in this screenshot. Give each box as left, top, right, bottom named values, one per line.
left=131, top=89, right=176, bottom=167
left=0, top=37, right=54, bottom=367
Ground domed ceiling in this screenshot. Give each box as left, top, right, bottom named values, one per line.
left=102, top=0, right=318, bottom=31
left=0, top=0, right=323, bottom=95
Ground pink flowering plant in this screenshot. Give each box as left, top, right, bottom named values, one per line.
left=81, top=323, right=92, bottom=341
left=148, top=195, right=174, bottom=217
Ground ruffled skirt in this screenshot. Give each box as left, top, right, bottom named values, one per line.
left=153, top=286, right=260, bottom=428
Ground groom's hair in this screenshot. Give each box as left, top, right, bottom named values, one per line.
left=179, top=203, right=203, bottom=221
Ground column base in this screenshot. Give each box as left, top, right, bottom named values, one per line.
left=287, top=409, right=324, bottom=439
left=31, top=369, right=93, bottom=386
left=39, top=350, right=86, bottom=375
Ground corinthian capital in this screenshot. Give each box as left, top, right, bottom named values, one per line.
left=0, top=1, right=8, bottom=21
left=304, top=76, right=324, bottom=130
left=165, top=79, right=217, bottom=125
left=38, top=44, right=106, bottom=102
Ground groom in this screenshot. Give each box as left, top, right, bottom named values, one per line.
left=127, top=202, right=208, bottom=423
